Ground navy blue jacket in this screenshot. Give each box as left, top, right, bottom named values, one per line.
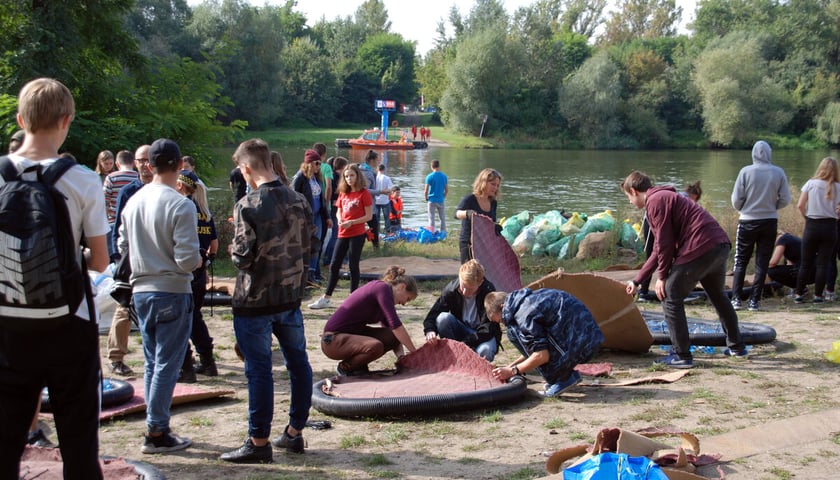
left=503, top=288, right=603, bottom=384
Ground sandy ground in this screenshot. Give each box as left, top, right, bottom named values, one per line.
left=35, top=278, right=840, bottom=479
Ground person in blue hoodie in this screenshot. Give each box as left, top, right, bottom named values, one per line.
left=486, top=289, right=604, bottom=397
left=730, top=141, right=790, bottom=311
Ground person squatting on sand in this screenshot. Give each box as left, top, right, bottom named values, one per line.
left=320, top=266, right=419, bottom=376
left=221, top=138, right=317, bottom=464
left=622, top=171, right=748, bottom=369
left=486, top=288, right=604, bottom=397
left=423, top=260, right=501, bottom=361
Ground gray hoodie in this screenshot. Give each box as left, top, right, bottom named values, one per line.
left=731, top=140, right=790, bottom=220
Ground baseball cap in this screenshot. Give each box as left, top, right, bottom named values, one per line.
left=303, top=149, right=321, bottom=164
left=178, top=170, right=199, bottom=190
left=149, top=138, right=182, bottom=169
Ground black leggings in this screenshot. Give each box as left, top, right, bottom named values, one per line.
left=325, top=233, right=366, bottom=296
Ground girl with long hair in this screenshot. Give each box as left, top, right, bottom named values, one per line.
left=309, top=164, right=372, bottom=309
left=795, top=157, right=840, bottom=303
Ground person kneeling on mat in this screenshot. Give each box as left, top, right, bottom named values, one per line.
left=486, top=289, right=604, bottom=397
left=423, top=260, right=500, bottom=361
left=320, top=266, right=419, bottom=376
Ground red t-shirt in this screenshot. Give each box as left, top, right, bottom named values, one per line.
left=337, top=189, right=372, bottom=238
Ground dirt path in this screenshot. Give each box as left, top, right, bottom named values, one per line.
left=79, top=284, right=840, bottom=479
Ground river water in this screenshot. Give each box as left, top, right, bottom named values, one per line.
left=209, top=146, right=839, bottom=230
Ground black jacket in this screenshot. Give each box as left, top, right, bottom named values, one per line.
left=423, top=278, right=501, bottom=348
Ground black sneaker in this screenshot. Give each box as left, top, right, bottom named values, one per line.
left=220, top=438, right=273, bottom=464
left=27, top=429, right=57, bottom=448
left=109, top=361, right=134, bottom=376
left=747, top=300, right=760, bottom=311
left=271, top=426, right=305, bottom=453
left=178, top=368, right=197, bottom=384
left=141, top=431, right=191, bottom=454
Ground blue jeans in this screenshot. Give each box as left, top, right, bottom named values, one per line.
left=134, top=292, right=193, bottom=434
left=436, top=312, right=497, bottom=361
left=376, top=204, right=391, bottom=233
left=234, top=309, right=312, bottom=439
left=323, top=208, right=339, bottom=266
left=310, top=214, right=323, bottom=276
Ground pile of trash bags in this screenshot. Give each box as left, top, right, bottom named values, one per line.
left=383, top=227, right=448, bottom=244
left=501, top=209, right=642, bottom=259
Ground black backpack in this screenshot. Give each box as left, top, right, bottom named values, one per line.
left=0, top=155, right=89, bottom=333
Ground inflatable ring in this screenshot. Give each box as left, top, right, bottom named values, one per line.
left=643, top=311, right=776, bottom=346
left=41, top=378, right=135, bottom=412
left=391, top=120, right=398, bottom=127
left=102, top=457, right=167, bottom=480
left=311, top=375, right=527, bottom=418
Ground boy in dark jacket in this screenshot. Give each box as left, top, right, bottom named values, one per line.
left=220, top=139, right=317, bottom=464
left=423, top=260, right=500, bottom=361
left=486, top=288, right=604, bottom=397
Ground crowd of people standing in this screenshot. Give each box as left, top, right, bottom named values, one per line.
left=4, top=78, right=840, bottom=477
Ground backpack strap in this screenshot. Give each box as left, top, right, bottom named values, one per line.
left=40, top=156, right=78, bottom=187
left=0, top=155, right=19, bottom=183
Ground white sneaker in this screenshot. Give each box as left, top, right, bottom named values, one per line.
left=308, top=297, right=330, bottom=309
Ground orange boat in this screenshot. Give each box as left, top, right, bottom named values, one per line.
left=348, top=128, right=415, bottom=150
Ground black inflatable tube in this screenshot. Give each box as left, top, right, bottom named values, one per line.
left=643, top=311, right=776, bottom=346
left=312, top=375, right=528, bottom=418
left=41, top=378, right=135, bottom=412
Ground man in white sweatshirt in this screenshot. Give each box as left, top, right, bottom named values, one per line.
left=118, top=138, right=201, bottom=455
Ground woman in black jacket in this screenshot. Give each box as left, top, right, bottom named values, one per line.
left=292, top=149, right=331, bottom=284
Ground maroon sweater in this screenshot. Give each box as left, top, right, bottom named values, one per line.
left=323, top=281, right=402, bottom=334
left=634, top=186, right=731, bottom=284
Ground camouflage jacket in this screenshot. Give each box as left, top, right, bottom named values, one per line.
left=231, top=180, right=316, bottom=316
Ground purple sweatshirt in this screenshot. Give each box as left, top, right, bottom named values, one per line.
left=634, top=186, right=731, bottom=284
left=323, top=281, right=402, bottom=334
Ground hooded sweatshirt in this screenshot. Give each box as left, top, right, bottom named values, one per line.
left=634, top=186, right=731, bottom=284
left=731, top=141, right=790, bottom=220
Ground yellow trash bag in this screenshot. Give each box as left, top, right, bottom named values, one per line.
left=825, top=340, right=840, bottom=363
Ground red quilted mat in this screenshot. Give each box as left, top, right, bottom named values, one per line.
left=324, top=339, right=504, bottom=399
left=471, top=214, right=522, bottom=293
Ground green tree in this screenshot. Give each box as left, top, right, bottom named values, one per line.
left=356, top=33, right=417, bottom=104
left=280, top=37, right=341, bottom=126
left=558, top=52, right=624, bottom=147
left=693, top=31, right=793, bottom=146
left=355, top=0, right=391, bottom=35
left=126, top=0, right=196, bottom=58
left=602, top=0, right=683, bottom=45
left=188, top=0, right=286, bottom=129
left=441, top=28, right=524, bottom=134
left=560, top=0, right=606, bottom=39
